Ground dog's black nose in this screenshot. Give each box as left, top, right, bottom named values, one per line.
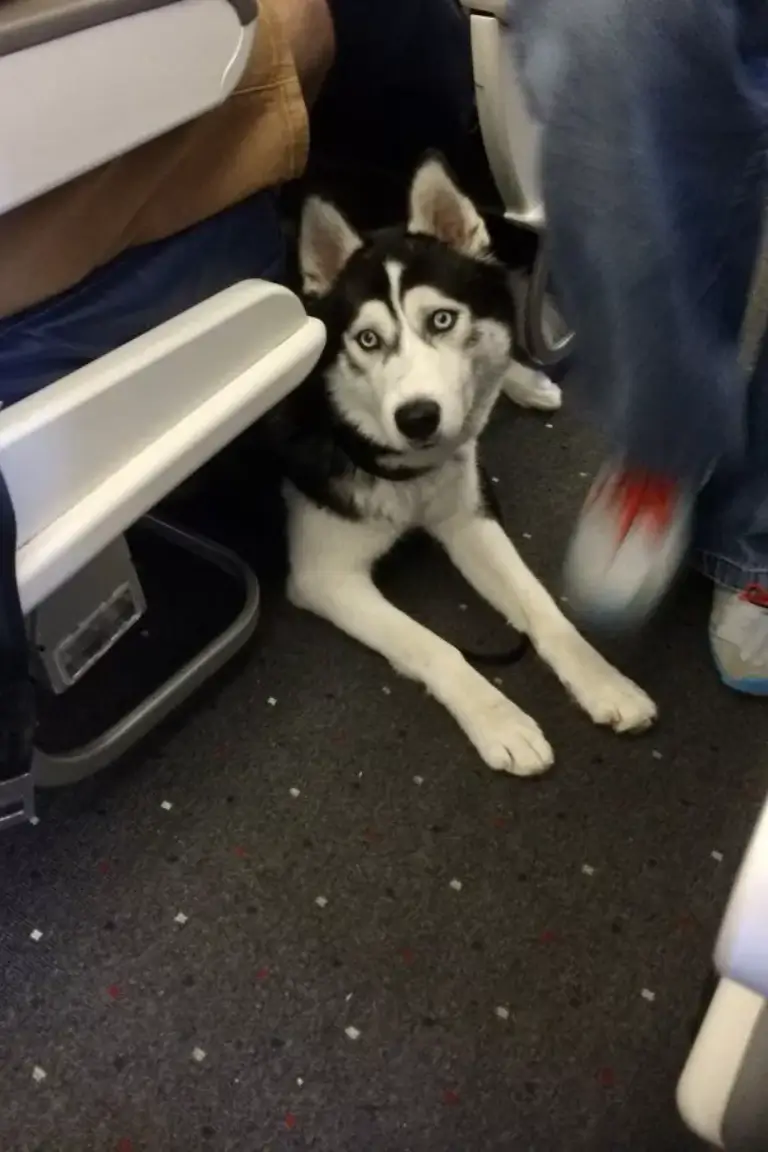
left=394, top=399, right=441, bottom=442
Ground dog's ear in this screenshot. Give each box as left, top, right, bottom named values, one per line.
left=408, top=156, right=490, bottom=257
left=299, top=196, right=363, bottom=296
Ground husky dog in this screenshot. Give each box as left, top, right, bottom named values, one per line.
left=268, top=157, right=656, bottom=775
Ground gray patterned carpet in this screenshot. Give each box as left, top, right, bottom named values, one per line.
left=1, top=398, right=765, bottom=1152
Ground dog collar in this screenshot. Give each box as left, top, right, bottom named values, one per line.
left=375, top=428, right=474, bottom=475
left=333, top=421, right=436, bottom=481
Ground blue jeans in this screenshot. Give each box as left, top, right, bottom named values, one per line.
left=0, top=191, right=286, bottom=408
left=510, top=0, right=768, bottom=590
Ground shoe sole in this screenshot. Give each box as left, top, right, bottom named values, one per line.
left=716, top=670, right=768, bottom=696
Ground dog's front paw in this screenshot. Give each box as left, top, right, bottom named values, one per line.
left=568, top=655, right=657, bottom=734
left=465, top=693, right=554, bottom=776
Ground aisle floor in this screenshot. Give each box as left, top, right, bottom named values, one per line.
left=1, top=400, right=764, bottom=1152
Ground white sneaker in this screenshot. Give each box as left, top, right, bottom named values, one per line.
left=564, top=466, right=693, bottom=630
left=710, top=585, right=768, bottom=694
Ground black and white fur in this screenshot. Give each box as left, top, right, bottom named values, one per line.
left=268, top=157, right=656, bottom=775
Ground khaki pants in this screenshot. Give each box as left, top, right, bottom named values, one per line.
left=0, top=0, right=308, bottom=319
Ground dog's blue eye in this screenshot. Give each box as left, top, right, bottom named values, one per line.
left=428, top=308, right=459, bottom=334
left=356, top=328, right=381, bottom=352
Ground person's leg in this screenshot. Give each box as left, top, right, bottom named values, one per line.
left=696, top=348, right=768, bottom=691
left=510, top=0, right=768, bottom=629
left=0, top=190, right=285, bottom=404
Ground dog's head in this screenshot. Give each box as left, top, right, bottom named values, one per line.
left=299, top=156, right=516, bottom=455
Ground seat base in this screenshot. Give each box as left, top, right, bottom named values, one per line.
left=33, top=515, right=259, bottom=787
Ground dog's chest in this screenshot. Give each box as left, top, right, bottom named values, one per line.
left=337, top=453, right=479, bottom=530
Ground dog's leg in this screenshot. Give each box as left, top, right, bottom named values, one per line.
left=430, top=510, right=657, bottom=733
left=287, top=495, right=553, bottom=775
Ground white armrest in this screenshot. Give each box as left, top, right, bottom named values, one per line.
left=678, top=795, right=768, bottom=1147
left=0, top=280, right=325, bottom=612
left=0, top=0, right=255, bottom=213
left=677, top=978, right=765, bottom=1148
left=716, top=792, right=768, bottom=999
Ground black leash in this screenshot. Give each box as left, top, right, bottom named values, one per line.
left=461, top=641, right=529, bottom=667
left=458, top=469, right=530, bottom=668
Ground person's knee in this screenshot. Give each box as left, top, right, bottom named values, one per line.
left=279, top=0, right=336, bottom=107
